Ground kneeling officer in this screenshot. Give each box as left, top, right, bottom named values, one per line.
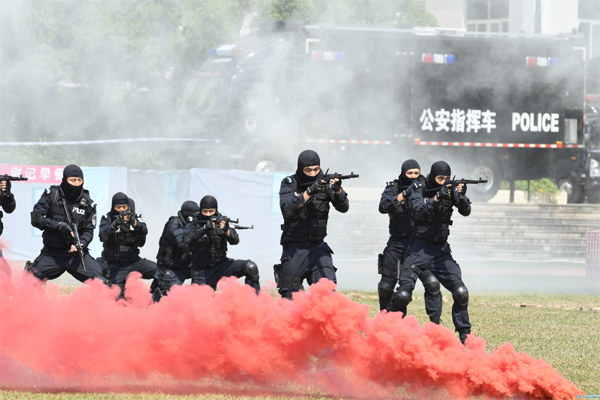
left=99, top=192, right=157, bottom=298
left=26, top=165, right=105, bottom=283
left=183, top=195, right=260, bottom=293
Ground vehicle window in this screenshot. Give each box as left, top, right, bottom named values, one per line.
left=182, top=77, right=228, bottom=116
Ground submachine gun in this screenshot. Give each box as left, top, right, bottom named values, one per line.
left=210, top=216, right=254, bottom=230
left=57, top=188, right=87, bottom=272
left=425, top=177, right=488, bottom=194
left=320, top=170, right=360, bottom=182
left=0, top=174, right=29, bottom=183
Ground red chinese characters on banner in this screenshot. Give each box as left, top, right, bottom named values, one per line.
left=0, top=164, right=66, bottom=184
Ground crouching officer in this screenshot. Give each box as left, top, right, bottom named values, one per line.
left=150, top=201, right=199, bottom=301
left=99, top=192, right=157, bottom=298
left=183, top=195, right=260, bottom=293
left=393, top=161, right=472, bottom=344
left=26, top=165, right=105, bottom=283
left=276, top=150, right=349, bottom=300
left=378, top=159, right=441, bottom=312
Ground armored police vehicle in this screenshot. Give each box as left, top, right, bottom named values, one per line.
left=177, top=25, right=597, bottom=202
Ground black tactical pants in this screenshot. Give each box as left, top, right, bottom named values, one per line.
left=105, top=257, right=157, bottom=298
left=25, top=247, right=105, bottom=283
left=191, top=258, right=260, bottom=293
left=277, top=241, right=337, bottom=300
left=150, top=265, right=191, bottom=302
left=378, top=237, right=411, bottom=311
left=395, top=240, right=471, bottom=332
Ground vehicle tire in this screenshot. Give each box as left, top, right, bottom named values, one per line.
left=463, top=160, right=502, bottom=202
left=557, top=174, right=583, bottom=203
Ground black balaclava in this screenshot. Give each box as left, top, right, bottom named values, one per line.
left=427, top=161, right=451, bottom=189
left=295, top=150, right=321, bottom=186
left=399, top=159, right=420, bottom=186
left=128, top=198, right=136, bottom=214
left=199, top=195, right=218, bottom=221
left=111, top=192, right=129, bottom=215
left=180, top=201, right=200, bottom=219
left=61, top=164, right=84, bottom=202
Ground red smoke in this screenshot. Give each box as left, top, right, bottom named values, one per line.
left=0, top=259, right=583, bottom=399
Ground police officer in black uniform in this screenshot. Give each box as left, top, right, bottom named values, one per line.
left=1, top=178, right=17, bottom=278
left=378, top=159, right=441, bottom=312
left=150, top=200, right=199, bottom=301
left=277, top=150, right=349, bottom=300
left=183, top=195, right=260, bottom=293
left=99, top=192, right=157, bottom=298
left=393, top=161, right=472, bottom=344
left=26, top=165, right=106, bottom=283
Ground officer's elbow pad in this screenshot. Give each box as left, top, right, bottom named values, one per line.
left=282, top=203, right=300, bottom=219
left=30, top=212, right=44, bottom=229
left=177, top=242, right=189, bottom=253
left=459, top=205, right=471, bottom=216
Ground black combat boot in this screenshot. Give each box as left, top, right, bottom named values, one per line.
left=458, top=328, right=471, bottom=345
left=430, top=317, right=440, bottom=324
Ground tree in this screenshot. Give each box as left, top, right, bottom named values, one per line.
left=256, top=0, right=438, bottom=27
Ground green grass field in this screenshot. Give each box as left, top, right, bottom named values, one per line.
left=2, top=290, right=599, bottom=400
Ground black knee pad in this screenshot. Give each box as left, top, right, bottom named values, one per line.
left=24, top=261, right=47, bottom=281
left=421, top=270, right=441, bottom=296
left=452, top=283, right=469, bottom=306
left=377, top=277, right=395, bottom=300
left=245, top=260, right=259, bottom=280
left=393, top=287, right=412, bottom=309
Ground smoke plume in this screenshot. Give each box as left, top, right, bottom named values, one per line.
left=0, top=266, right=583, bottom=399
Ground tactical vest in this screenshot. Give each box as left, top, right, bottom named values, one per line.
left=282, top=176, right=330, bottom=243
left=190, top=217, right=229, bottom=268
left=156, top=214, right=188, bottom=269
left=411, top=183, right=456, bottom=243
left=101, top=213, right=143, bottom=262
left=387, top=180, right=412, bottom=238
left=43, top=186, right=93, bottom=249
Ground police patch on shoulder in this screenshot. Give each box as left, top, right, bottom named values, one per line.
left=386, top=181, right=394, bottom=187
left=45, top=188, right=51, bottom=195
left=92, top=214, right=97, bottom=227
left=286, top=177, right=292, bottom=183
left=187, top=216, right=193, bottom=222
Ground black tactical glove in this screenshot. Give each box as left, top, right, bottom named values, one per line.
left=306, top=180, right=325, bottom=196
left=460, top=184, right=467, bottom=196
left=128, top=214, right=137, bottom=227
left=113, top=215, right=124, bottom=229
left=403, top=181, right=421, bottom=199
left=437, top=185, right=451, bottom=200
left=203, top=219, right=215, bottom=231
left=331, top=179, right=342, bottom=192
left=57, top=222, right=73, bottom=237
left=1, top=180, right=11, bottom=195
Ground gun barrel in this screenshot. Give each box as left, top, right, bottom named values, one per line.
left=0, top=174, right=29, bottom=181
left=448, top=179, right=488, bottom=185
left=71, top=223, right=87, bottom=272
left=322, top=172, right=360, bottom=180
left=233, top=225, right=254, bottom=230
